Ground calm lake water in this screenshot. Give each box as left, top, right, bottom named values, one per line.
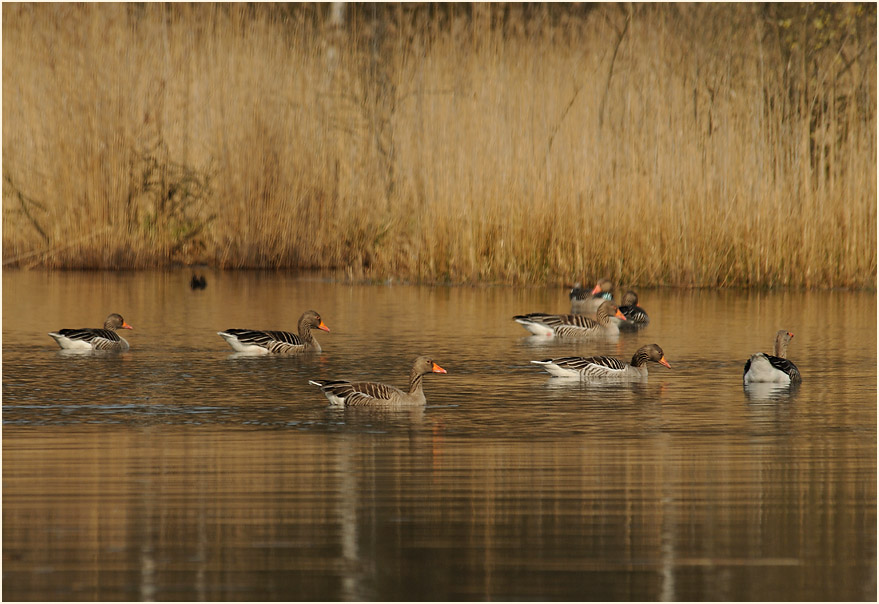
left=2, top=270, right=876, bottom=601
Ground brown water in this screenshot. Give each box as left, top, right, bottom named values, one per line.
left=3, top=270, right=876, bottom=601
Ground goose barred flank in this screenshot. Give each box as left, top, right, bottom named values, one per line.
left=218, top=310, right=330, bottom=354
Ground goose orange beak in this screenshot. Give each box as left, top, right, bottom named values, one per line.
left=122, top=322, right=133, bottom=330
left=591, top=283, right=603, bottom=294
left=659, top=356, right=671, bottom=369
left=318, top=320, right=330, bottom=332
left=432, top=362, right=447, bottom=374
left=614, top=309, right=627, bottom=320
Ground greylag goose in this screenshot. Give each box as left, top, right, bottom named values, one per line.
left=309, top=356, right=447, bottom=406
left=514, top=300, right=626, bottom=337
left=570, top=279, right=614, bottom=314
left=743, top=330, right=801, bottom=385
left=532, top=344, right=671, bottom=379
left=48, top=313, right=133, bottom=351
left=218, top=310, right=330, bottom=354
left=618, top=290, right=650, bottom=329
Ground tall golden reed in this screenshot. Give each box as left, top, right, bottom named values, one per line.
left=2, top=4, right=876, bottom=288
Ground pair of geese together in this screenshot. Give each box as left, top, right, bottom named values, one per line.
left=531, top=329, right=801, bottom=385
left=215, top=312, right=446, bottom=406
left=514, top=279, right=649, bottom=339
left=46, top=311, right=333, bottom=355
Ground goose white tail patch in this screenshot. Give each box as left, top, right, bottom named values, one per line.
left=217, top=331, right=269, bottom=354
left=531, top=360, right=580, bottom=378
left=48, top=333, right=93, bottom=350
left=516, top=320, right=555, bottom=337
left=743, top=354, right=792, bottom=385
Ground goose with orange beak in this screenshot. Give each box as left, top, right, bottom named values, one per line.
left=218, top=310, right=330, bottom=354
left=49, top=313, right=134, bottom=351
left=515, top=300, right=627, bottom=338
left=532, top=344, right=672, bottom=380
left=310, top=356, right=447, bottom=406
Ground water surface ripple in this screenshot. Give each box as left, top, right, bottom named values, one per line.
left=3, top=271, right=876, bottom=600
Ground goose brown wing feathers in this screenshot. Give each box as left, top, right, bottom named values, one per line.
left=55, top=328, right=124, bottom=350
left=513, top=313, right=599, bottom=328
left=562, top=356, right=626, bottom=370
left=765, top=355, right=802, bottom=383
left=221, top=329, right=306, bottom=353
left=619, top=305, right=649, bottom=326
left=326, top=381, right=405, bottom=406
left=56, top=328, right=122, bottom=343
left=545, top=355, right=628, bottom=371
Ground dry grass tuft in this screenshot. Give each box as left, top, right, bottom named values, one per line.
left=3, top=4, right=876, bottom=288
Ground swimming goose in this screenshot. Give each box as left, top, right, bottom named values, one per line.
left=48, top=313, right=134, bottom=351
left=743, top=330, right=801, bottom=385
left=218, top=310, right=330, bottom=354
left=309, top=356, right=447, bottom=406
left=531, top=344, right=671, bottom=379
left=514, top=300, right=626, bottom=337
left=570, top=279, right=614, bottom=314
left=618, top=290, right=650, bottom=329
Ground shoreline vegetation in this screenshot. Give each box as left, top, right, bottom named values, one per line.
left=3, top=4, right=876, bottom=289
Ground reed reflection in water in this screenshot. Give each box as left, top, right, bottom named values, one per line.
left=2, top=271, right=876, bottom=601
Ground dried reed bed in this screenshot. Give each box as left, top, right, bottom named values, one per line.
left=2, top=4, right=876, bottom=288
